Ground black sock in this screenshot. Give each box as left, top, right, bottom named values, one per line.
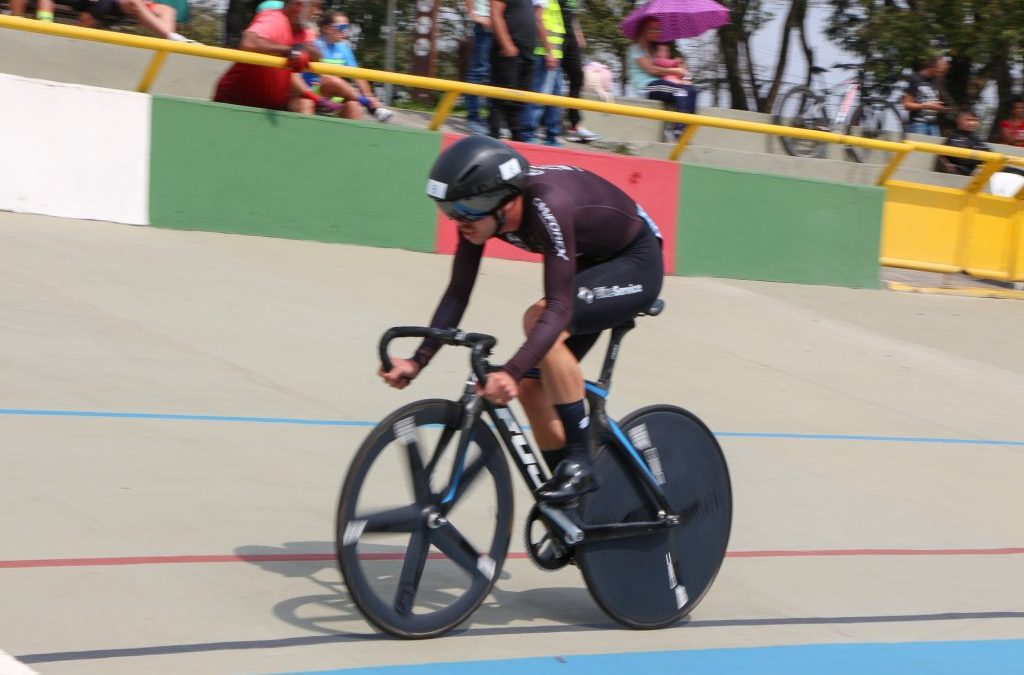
left=554, top=399, right=589, bottom=460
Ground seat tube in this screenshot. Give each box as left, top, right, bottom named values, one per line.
left=596, top=323, right=634, bottom=390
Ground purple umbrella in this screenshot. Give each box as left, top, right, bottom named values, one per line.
left=620, top=0, right=731, bottom=42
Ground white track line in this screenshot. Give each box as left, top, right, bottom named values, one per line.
left=0, top=649, right=37, bottom=675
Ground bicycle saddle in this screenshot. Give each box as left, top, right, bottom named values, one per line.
left=639, top=299, right=664, bottom=317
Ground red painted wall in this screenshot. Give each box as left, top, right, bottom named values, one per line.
left=434, top=132, right=679, bottom=273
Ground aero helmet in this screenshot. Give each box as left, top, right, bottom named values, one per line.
left=426, top=135, right=529, bottom=221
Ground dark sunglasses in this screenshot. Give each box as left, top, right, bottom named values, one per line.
left=437, top=198, right=492, bottom=223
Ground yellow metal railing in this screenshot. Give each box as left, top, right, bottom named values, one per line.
left=3, top=12, right=1010, bottom=190
left=2, top=14, right=1023, bottom=281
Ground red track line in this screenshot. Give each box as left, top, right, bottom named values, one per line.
left=1, top=548, right=1022, bottom=569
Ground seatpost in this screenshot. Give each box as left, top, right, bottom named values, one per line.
left=596, top=321, right=635, bottom=392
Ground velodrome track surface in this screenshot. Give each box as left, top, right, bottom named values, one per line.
left=1, top=211, right=1022, bottom=674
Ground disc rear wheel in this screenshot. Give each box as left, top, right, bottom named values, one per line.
left=575, top=405, right=732, bottom=629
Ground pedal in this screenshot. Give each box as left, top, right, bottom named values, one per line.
left=524, top=504, right=574, bottom=571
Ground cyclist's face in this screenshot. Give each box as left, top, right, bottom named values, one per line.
left=455, top=215, right=498, bottom=245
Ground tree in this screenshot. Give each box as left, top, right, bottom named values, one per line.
left=826, top=0, right=1024, bottom=138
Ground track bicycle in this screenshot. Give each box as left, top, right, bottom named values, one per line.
left=774, top=63, right=906, bottom=163
left=335, top=300, right=733, bottom=638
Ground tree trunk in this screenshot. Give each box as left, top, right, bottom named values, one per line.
left=764, top=0, right=807, bottom=114
left=719, top=24, right=748, bottom=110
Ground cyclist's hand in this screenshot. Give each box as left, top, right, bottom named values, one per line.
left=478, top=371, right=517, bottom=405
left=381, top=358, right=420, bottom=389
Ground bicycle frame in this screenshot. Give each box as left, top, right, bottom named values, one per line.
left=436, top=320, right=681, bottom=546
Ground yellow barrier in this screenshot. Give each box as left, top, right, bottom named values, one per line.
left=2, top=14, right=1022, bottom=282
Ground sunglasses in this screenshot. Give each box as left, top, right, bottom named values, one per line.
left=437, top=198, right=493, bottom=223
left=332, top=23, right=349, bottom=31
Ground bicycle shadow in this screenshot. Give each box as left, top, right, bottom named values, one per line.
left=235, top=542, right=619, bottom=637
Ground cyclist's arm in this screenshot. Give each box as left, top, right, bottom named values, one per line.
left=502, top=190, right=577, bottom=381
left=412, top=237, right=484, bottom=369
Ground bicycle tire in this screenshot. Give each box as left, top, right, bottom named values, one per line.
left=775, top=86, right=828, bottom=158
left=576, top=405, right=732, bottom=629
left=843, top=102, right=906, bottom=164
left=336, top=399, right=513, bottom=638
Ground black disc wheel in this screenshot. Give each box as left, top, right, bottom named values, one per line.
left=576, top=405, right=732, bottom=629
left=775, top=86, right=828, bottom=158
left=336, top=399, right=513, bottom=638
left=843, top=102, right=906, bottom=164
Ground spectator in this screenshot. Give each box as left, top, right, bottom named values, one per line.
left=213, top=0, right=342, bottom=116
left=559, top=0, right=599, bottom=143
left=999, top=98, right=1024, bottom=147
left=68, top=0, right=191, bottom=41
left=304, top=12, right=393, bottom=122
left=521, top=0, right=564, bottom=146
left=463, top=0, right=493, bottom=135
left=488, top=0, right=546, bottom=142
left=935, top=109, right=989, bottom=176
left=626, top=18, right=697, bottom=142
left=651, top=42, right=690, bottom=84
left=903, top=55, right=949, bottom=137
left=7, top=0, right=55, bottom=22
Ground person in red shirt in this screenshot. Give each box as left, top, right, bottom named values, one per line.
left=213, top=0, right=338, bottom=115
left=999, top=99, right=1024, bottom=147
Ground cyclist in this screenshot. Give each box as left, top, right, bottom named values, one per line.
left=380, top=135, right=664, bottom=502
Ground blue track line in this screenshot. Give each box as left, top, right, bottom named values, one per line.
left=261, top=639, right=1024, bottom=675
left=1, top=408, right=1022, bottom=446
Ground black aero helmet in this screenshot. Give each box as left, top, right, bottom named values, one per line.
left=426, top=135, right=529, bottom=221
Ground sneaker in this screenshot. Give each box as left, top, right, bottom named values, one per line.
left=499, top=127, right=512, bottom=139
left=543, top=138, right=564, bottom=147
left=315, top=97, right=344, bottom=116
left=466, top=119, right=490, bottom=135
left=565, top=126, right=600, bottom=143
left=167, top=32, right=200, bottom=44
left=372, top=107, right=393, bottom=123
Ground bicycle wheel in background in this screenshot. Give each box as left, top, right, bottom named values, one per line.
left=576, top=405, right=732, bottom=629
left=774, top=86, right=828, bottom=158
left=843, top=102, right=906, bottom=163
left=336, top=399, right=513, bottom=638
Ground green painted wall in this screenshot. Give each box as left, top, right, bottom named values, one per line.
left=676, top=164, right=884, bottom=288
left=149, top=96, right=440, bottom=252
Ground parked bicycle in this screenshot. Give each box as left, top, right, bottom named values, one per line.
left=774, top=63, right=906, bottom=164
left=335, top=302, right=733, bottom=638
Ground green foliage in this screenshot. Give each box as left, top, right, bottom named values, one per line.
left=826, top=0, right=1024, bottom=110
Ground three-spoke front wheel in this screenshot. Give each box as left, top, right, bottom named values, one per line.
left=336, top=399, right=513, bottom=638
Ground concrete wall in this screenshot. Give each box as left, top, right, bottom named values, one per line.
left=0, top=72, right=888, bottom=288
left=149, top=95, right=440, bottom=251
left=678, top=164, right=884, bottom=288
left=0, top=73, right=150, bottom=224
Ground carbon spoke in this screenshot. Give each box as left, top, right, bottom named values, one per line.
left=392, top=417, right=431, bottom=502
left=393, top=528, right=430, bottom=616
left=430, top=520, right=494, bottom=581
left=343, top=505, right=424, bottom=545
left=423, top=425, right=457, bottom=479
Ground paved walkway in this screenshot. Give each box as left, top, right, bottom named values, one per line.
left=1, top=212, right=1022, bottom=674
